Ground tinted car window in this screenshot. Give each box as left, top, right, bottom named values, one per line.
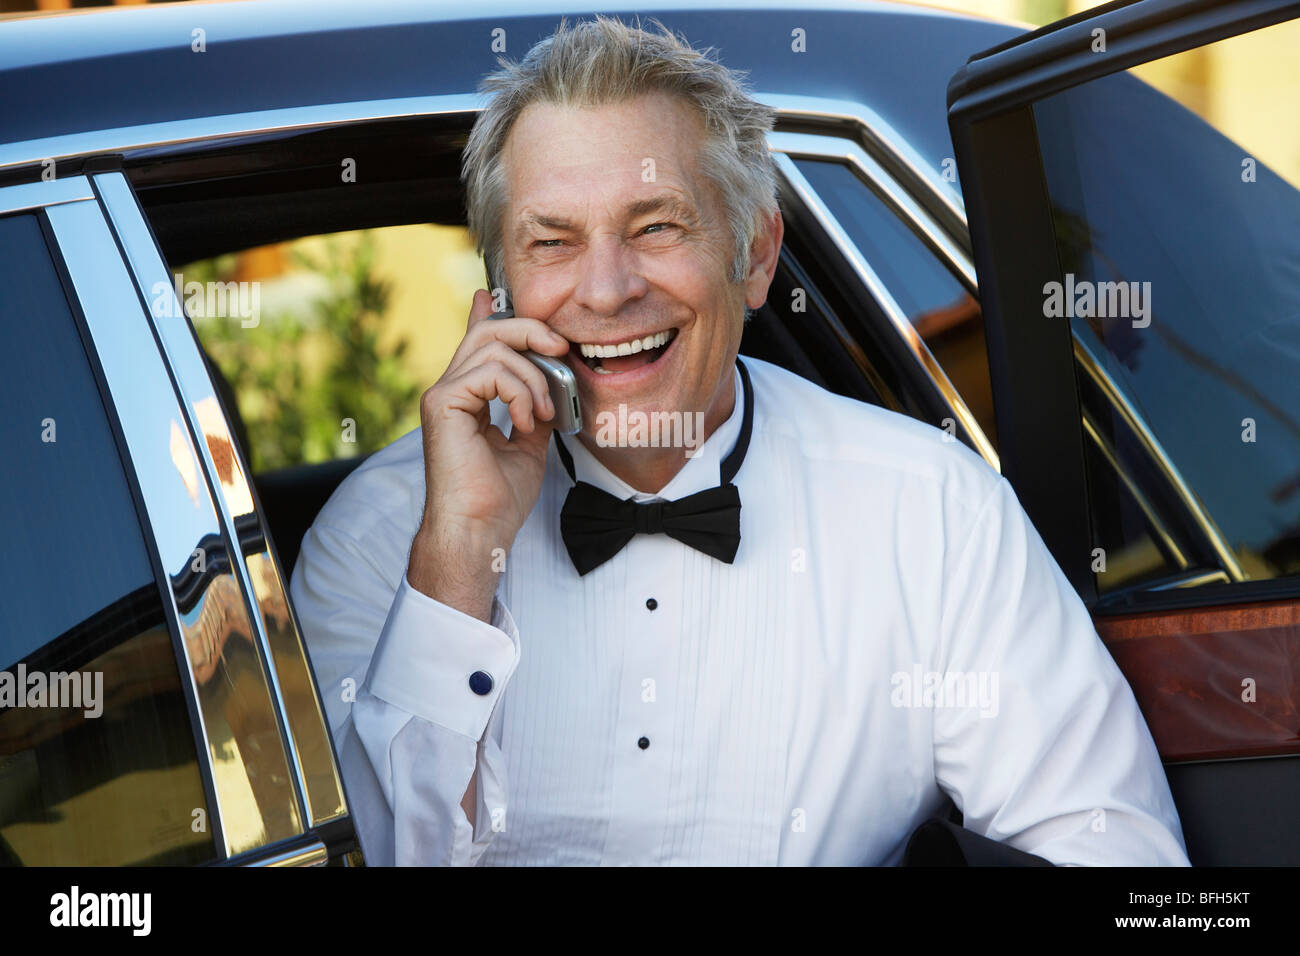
left=0, top=213, right=213, bottom=865
left=794, top=158, right=997, bottom=450
left=1033, top=18, right=1300, bottom=593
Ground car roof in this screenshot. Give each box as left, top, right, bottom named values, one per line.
left=0, top=0, right=1020, bottom=176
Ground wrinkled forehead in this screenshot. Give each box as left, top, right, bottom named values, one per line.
left=500, top=91, right=710, bottom=215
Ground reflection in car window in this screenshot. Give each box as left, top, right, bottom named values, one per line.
left=793, top=158, right=997, bottom=451
left=1033, top=17, right=1300, bottom=593
left=0, top=213, right=213, bottom=865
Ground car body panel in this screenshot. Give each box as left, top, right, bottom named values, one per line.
left=0, top=0, right=1017, bottom=183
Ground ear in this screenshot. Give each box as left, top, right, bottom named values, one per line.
left=743, top=207, right=784, bottom=310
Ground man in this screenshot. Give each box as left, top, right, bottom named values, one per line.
left=291, top=16, right=1189, bottom=866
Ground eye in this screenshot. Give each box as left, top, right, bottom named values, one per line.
left=640, top=222, right=677, bottom=236
left=532, top=238, right=565, bottom=248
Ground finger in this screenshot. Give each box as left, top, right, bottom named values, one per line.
left=448, top=316, right=569, bottom=377
left=457, top=340, right=555, bottom=420
left=464, top=288, right=498, bottom=329
left=448, top=361, right=539, bottom=435
left=485, top=414, right=554, bottom=457
left=443, top=289, right=505, bottom=378
left=507, top=410, right=555, bottom=455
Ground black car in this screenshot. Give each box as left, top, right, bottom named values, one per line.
left=1, top=0, right=1297, bottom=865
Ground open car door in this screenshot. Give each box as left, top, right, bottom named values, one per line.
left=947, top=0, right=1300, bottom=864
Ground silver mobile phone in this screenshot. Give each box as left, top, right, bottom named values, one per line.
left=488, top=308, right=582, bottom=434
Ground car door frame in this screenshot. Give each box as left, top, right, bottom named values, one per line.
left=947, top=0, right=1300, bottom=864
left=0, top=173, right=354, bottom=865
left=947, top=0, right=1300, bottom=608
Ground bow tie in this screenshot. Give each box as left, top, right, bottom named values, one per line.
left=555, top=359, right=754, bottom=576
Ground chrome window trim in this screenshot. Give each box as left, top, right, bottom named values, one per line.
left=773, top=151, right=1000, bottom=471
left=1157, top=570, right=1233, bottom=590
left=42, top=184, right=309, bottom=858
left=1080, top=409, right=1190, bottom=573
left=0, top=91, right=966, bottom=244
left=92, top=171, right=346, bottom=830
left=1073, top=337, right=1246, bottom=583
left=768, top=131, right=976, bottom=293
left=0, top=94, right=484, bottom=174
left=34, top=186, right=239, bottom=855
left=90, top=171, right=309, bottom=830
left=237, top=838, right=329, bottom=868
left=761, top=93, right=969, bottom=256
left=0, top=176, right=94, bottom=215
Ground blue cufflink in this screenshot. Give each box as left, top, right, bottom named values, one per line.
left=469, top=670, right=493, bottom=696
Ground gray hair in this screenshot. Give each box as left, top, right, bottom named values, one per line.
left=461, top=15, right=779, bottom=297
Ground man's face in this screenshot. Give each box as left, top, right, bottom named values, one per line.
left=499, top=91, right=761, bottom=443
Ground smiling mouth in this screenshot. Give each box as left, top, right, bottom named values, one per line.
left=577, top=328, right=679, bottom=374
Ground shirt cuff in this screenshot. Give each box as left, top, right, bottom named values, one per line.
left=365, top=573, right=520, bottom=742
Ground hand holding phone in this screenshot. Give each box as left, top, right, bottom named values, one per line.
left=488, top=307, right=582, bottom=434
left=406, top=290, right=574, bottom=621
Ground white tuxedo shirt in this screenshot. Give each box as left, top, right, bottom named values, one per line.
left=290, top=356, right=1189, bottom=866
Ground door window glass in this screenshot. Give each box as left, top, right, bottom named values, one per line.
left=1032, top=18, right=1300, bottom=592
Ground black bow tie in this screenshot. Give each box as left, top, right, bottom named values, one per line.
left=556, top=359, right=754, bottom=576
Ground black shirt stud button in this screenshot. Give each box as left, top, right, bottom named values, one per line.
left=645, top=597, right=657, bottom=611
left=469, top=671, right=493, bottom=696
left=638, top=736, right=650, bottom=750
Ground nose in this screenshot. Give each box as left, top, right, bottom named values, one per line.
left=571, top=233, right=648, bottom=317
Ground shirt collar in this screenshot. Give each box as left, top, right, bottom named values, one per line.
left=558, top=363, right=746, bottom=503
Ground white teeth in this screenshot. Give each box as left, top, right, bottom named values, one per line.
left=579, top=329, right=672, bottom=358
left=594, top=366, right=613, bottom=374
